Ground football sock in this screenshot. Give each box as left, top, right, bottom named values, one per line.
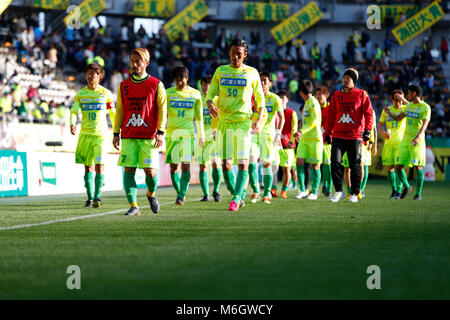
left=347, top=186, right=352, bottom=194
left=311, top=169, right=321, bottom=195
left=387, top=171, right=397, bottom=193
left=212, top=167, right=222, bottom=193
left=282, top=184, right=288, bottom=192
left=397, top=169, right=410, bottom=189
left=170, top=171, right=181, bottom=194
left=123, top=171, right=137, bottom=205
left=84, top=172, right=94, bottom=200
left=248, top=162, right=259, bottom=193
left=145, top=174, right=158, bottom=196
left=297, top=164, right=305, bottom=192
left=94, top=173, right=104, bottom=199
left=361, top=165, right=369, bottom=192
left=224, top=168, right=236, bottom=195
left=232, top=170, right=248, bottom=203
left=199, top=171, right=209, bottom=197
left=263, top=167, right=273, bottom=198
left=416, top=169, right=424, bottom=196
left=179, top=170, right=191, bottom=198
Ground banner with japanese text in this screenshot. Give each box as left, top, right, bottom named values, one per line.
left=64, top=0, right=106, bottom=27
left=392, top=1, right=444, bottom=46
left=31, top=0, right=69, bottom=10
left=380, top=5, right=416, bottom=24
left=163, top=0, right=209, bottom=42
left=0, top=0, right=12, bottom=16
left=270, top=1, right=322, bottom=46
left=129, top=0, right=175, bottom=18
left=244, top=2, right=289, bottom=21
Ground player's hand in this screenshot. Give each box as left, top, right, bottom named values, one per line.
left=113, top=136, right=120, bottom=151
left=373, top=144, right=377, bottom=156
left=325, top=134, right=332, bottom=144
left=207, top=100, right=219, bottom=118
left=394, top=92, right=403, bottom=101
left=362, top=129, right=371, bottom=142
left=154, top=133, right=164, bottom=149
left=367, top=142, right=373, bottom=152
left=252, top=119, right=263, bottom=134
left=411, top=136, right=419, bottom=147
left=70, top=125, right=76, bottom=135
left=199, top=137, right=205, bottom=148
left=274, top=133, right=281, bottom=147
left=286, top=142, right=293, bottom=149
left=383, top=131, right=391, bottom=140
left=294, top=131, right=301, bottom=142
left=384, top=105, right=391, bottom=115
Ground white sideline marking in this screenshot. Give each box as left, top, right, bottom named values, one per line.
left=0, top=201, right=184, bottom=231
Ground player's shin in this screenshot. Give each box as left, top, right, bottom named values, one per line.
left=311, top=168, right=321, bottom=195
left=248, top=162, right=259, bottom=193
left=416, top=168, right=424, bottom=197
left=232, top=170, right=248, bottom=203
left=124, top=171, right=138, bottom=206
left=397, top=168, right=410, bottom=189
left=145, top=174, right=158, bottom=196
left=296, top=164, right=306, bottom=192
left=94, top=173, right=104, bottom=199
left=212, top=167, right=222, bottom=193
left=170, top=171, right=181, bottom=194
left=223, top=168, right=236, bottom=195
left=179, top=170, right=191, bottom=198
left=199, top=171, right=209, bottom=197
left=263, top=166, right=273, bottom=198
left=84, top=172, right=94, bottom=200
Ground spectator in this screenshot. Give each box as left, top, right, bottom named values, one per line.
left=441, top=36, right=448, bottom=63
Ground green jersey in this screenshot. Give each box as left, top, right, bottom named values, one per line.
left=379, top=105, right=406, bottom=145
left=206, top=64, right=265, bottom=122
left=262, top=91, right=282, bottom=135
left=70, top=85, right=114, bottom=136
left=404, top=101, right=431, bottom=142
left=301, top=96, right=322, bottom=141
left=166, top=86, right=204, bottom=139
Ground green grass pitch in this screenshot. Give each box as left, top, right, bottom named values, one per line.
left=0, top=180, right=449, bottom=299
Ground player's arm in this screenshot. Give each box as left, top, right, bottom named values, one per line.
left=275, top=96, right=284, bottom=146
left=206, top=69, right=220, bottom=117
left=252, top=71, right=266, bottom=133
left=324, top=93, right=336, bottom=140
left=113, top=87, right=123, bottom=150
left=194, top=92, right=205, bottom=147
left=155, top=82, right=167, bottom=148
left=378, top=110, right=390, bottom=140
left=106, top=91, right=115, bottom=128
left=362, top=91, right=374, bottom=133
left=69, top=95, right=80, bottom=135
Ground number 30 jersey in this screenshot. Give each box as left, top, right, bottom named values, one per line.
left=206, top=64, right=265, bottom=123
left=71, top=85, right=114, bottom=137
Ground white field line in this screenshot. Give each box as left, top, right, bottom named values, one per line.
left=0, top=201, right=184, bottom=231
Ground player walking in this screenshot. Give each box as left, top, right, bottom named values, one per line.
left=70, top=62, right=115, bottom=208
left=113, top=48, right=167, bottom=216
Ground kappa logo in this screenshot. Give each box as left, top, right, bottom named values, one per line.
left=126, top=114, right=149, bottom=127
left=338, top=114, right=355, bottom=124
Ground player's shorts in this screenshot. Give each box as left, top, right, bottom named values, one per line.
left=118, top=138, right=159, bottom=169
left=363, top=145, right=372, bottom=166
left=382, top=143, right=400, bottom=166
left=75, top=134, right=106, bottom=166
left=216, top=120, right=251, bottom=162
left=396, top=138, right=426, bottom=168
left=322, top=143, right=331, bottom=165
left=273, top=143, right=281, bottom=167
left=279, top=148, right=295, bottom=167
left=296, top=139, right=323, bottom=164
left=165, top=135, right=195, bottom=164
left=194, top=139, right=219, bottom=165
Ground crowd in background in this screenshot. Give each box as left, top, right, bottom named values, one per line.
left=0, top=9, right=449, bottom=138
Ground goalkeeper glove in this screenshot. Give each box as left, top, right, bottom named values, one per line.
left=325, top=134, right=332, bottom=144
left=362, top=129, right=371, bottom=142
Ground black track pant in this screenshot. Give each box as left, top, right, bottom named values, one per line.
left=331, top=138, right=362, bottom=195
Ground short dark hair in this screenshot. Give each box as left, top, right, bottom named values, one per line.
left=299, top=79, right=313, bottom=95
left=201, top=74, right=212, bottom=84
left=390, top=89, right=404, bottom=99
left=228, top=38, right=248, bottom=52
left=259, top=71, right=272, bottom=82
left=86, top=62, right=105, bottom=78
left=278, top=90, right=288, bottom=98
left=172, top=66, right=189, bottom=80
left=314, top=86, right=329, bottom=99
left=408, top=84, right=423, bottom=97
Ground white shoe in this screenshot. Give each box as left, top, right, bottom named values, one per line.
left=330, top=191, right=345, bottom=202
left=295, top=190, right=308, bottom=199
left=307, top=193, right=318, bottom=200
left=349, top=195, right=358, bottom=203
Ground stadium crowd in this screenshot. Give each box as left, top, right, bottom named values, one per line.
left=0, top=10, right=448, bottom=138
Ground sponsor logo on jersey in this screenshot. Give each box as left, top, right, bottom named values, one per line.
left=170, top=100, right=194, bottom=109
left=266, top=105, right=273, bottom=113
left=80, top=98, right=91, bottom=102
left=337, top=113, right=355, bottom=124
left=126, top=113, right=149, bottom=127
left=406, top=111, right=419, bottom=119
left=220, top=78, right=247, bottom=86
left=303, top=111, right=310, bottom=117
left=82, top=103, right=103, bottom=111
left=203, top=109, right=210, bottom=116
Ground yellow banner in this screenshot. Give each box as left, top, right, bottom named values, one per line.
left=392, top=1, right=444, bottom=46
left=380, top=5, right=416, bottom=24
left=64, top=0, right=106, bottom=27
left=0, top=0, right=12, bottom=15
left=31, top=0, right=69, bottom=10
left=163, top=0, right=209, bottom=42
left=271, top=1, right=322, bottom=46
left=244, top=2, right=289, bottom=21
left=129, top=0, right=175, bottom=18
left=432, top=147, right=450, bottom=181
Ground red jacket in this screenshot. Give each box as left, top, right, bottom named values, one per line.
left=324, top=87, right=373, bottom=140
left=281, top=108, right=296, bottom=148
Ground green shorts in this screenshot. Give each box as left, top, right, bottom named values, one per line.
left=75, top=134, right=106, bottom=166
left=216, top=120, right=251, bottom=162
left=165, top=135, right=194, bottom=164
left=396, top=138, right=426, bottom=167
left=118, top=138, right=159, bottom=169
left=382, top=143, right=400, bottom=166
left=296, top=139, right=323, bottom=164
left=279, top=148, right=295, bottom=167
left=273, top=143, right=281, bottom=166
left=194, top=139, right=218, bottom=165
left=322, top=143, right=331, bottom=165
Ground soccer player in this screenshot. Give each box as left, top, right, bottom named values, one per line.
left=70, top=62, right=115, bottom=208
left=314, top=86, right=332, bottom=197
left=195, top=75, right=222, bottom=202
left=113, top=48, right=167, bottom=216
left=378, top=89, right=406, bottom=199
left=294, top=80, right=323, bottom=200
left=324, top=68, right=374, bottom=203
left=278, top=90, right=298, bottom=198
left=360, top=109, right=377, bottom=198
left=384, top=85, right=430, bottom=200
left=206, top=38, right=265, bottom=212
left=166, top=66, right=204, bottom=205
left=252, top=71, right=284, bottom=204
